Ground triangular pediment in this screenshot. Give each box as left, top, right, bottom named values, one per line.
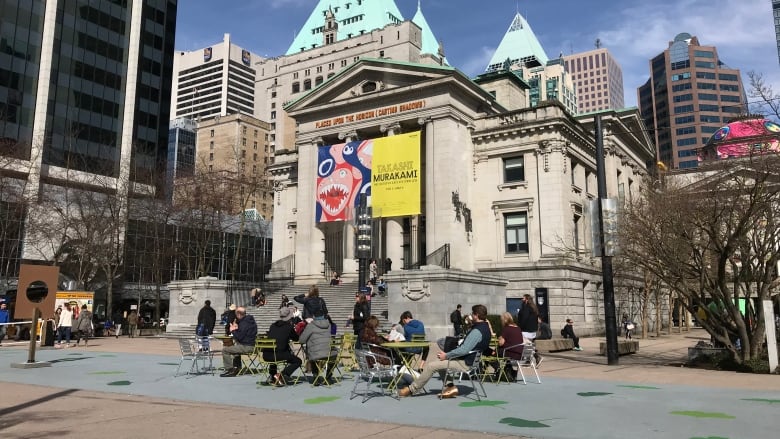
left=285, top=58, right=489, bottom=114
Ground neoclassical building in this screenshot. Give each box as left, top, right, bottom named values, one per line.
left=268, top=58, right=655, bottom=336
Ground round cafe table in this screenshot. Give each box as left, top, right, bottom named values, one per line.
left=214, top=335, right=233, bottom=347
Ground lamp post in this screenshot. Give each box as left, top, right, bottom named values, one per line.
left=594, top=114, right=619, bottom=365
left=354, top=194, right=372, bottom=292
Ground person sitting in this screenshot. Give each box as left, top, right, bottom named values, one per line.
left=376, top=277, right=387, bottom=295
left=279, top=294, right=290, bottom=309
left=398, top=304, right=492, bottom=398
left=400, top=311, right=429, bottom=369
left=329, top=272, right=341, bottom=286
left=299, top=308, right=337, bottom=385
left=536, top=315, right=552, bottom=340
left=264, top=307, right=301, bottom=386
left=220, top=307, right=258, bottom=377
left=496, top=312, right=525, bottom=378
left=250, top=288, right=266, bottom=307
left=561, top=318, right=582, bottom=351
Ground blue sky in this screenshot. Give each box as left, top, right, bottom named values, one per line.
left=176, top=0, right=779, bottom=108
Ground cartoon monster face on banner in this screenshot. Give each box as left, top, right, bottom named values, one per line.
left=316, top=140, right=372, bottom=222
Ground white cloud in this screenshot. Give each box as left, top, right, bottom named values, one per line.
left=595, top=0, right=779, bottom=106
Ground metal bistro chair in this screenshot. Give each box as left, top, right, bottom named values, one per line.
left=441, top=350, right=487, bottom=401
left=479, top=336, right=502, bottom=383
left=238, top=338, right=262, bottom=376
left=255, top=338, right=291, bottom=387
left=350, top=349, right=398, bottom=403
left=175, top=338, right=212, bottom=377
left=308, top=344, right=340, bottom=387
left=512, top=343, right=542, bottom=384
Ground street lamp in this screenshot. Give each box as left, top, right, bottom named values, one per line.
left=354, top=194, right=372, bottom=292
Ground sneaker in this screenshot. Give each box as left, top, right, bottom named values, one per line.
left=573, top=347, right=583, bottom=351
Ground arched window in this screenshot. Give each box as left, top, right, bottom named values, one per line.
left=303, top=79, right=312, bottom=91
left=315, top=76, right=324, bottom=86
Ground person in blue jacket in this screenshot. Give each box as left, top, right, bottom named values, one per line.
left=0, top=301, right=10, bottom=345
left=400, top=310, right=430, bottom=369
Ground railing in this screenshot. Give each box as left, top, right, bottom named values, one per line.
left=405, top=243, right=450, bottom=270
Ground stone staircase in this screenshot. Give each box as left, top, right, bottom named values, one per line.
left=162, top=282, right=390, bottom=339
left=246, top=282, right=390, bottom=335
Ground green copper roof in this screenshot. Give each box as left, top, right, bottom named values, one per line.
left=286, top=0, right=405, bottom=55
left=411, top=1, right=447, bottom=63
left=486, top=12, right=549, bottom=72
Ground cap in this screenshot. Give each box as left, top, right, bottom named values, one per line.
left=279, top=307, right=293, bottom=321
left=229, top=304, right=237, bottom=311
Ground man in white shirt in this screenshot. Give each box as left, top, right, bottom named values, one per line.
left=56, top=303, right=74, bottom=347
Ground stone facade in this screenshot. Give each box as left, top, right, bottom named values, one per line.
left=268, top=59, right=655, bottom=335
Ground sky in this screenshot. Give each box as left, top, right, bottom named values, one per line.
left=176, top=0, right=780, bottom=108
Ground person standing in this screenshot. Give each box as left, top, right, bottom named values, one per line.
left=126, top=310, right=138, bottom=338
left=74, top=305, right=93, bottom=346
left=0, top=301, right=9, bottom=345
left=220, top=307, right=258, bottom=377
left=369, top=259, right=378, bottom=285
left=56, top=303, right=74, bottom=347
left=517, top=294, right=539, bottom=344
left=351, top=293, right=369, bottom=349
left=561, top=318, right=582, bottom=351
left=294, top=285, right=328, bottom=321
left=197, top=300, right=217, bottom=336
left=450, top=304, right=463, bottom=336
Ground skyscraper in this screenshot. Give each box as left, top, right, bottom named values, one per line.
left=170, top=33, right=259, bottom=121
left=484, top=12, right=578, bottom=115
left=0, top=0, right=178, bottom=263
left=638, top=33, right=746, bottom=170
left=0, top=0, right=177, bottom=187
left=774, top=0, right=780, bottom=64
left=564, top=48, right=625, bottom=113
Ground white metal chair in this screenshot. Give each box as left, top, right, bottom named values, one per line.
left=175, top=338, right=213, bottom=376
left=513, top=343, right=541, bottom=384
left=441, top=350, right=487, bottom=401
left=350, top=349, right=398, bottom=403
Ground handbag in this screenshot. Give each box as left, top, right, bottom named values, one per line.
left=626, top=323, right=635, bottom=330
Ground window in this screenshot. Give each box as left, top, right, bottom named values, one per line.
left=503, top=156, right=525, bottom=182
left=505, top=213, right=529, bottom=254
left=719, top=73, right=739, bottom=81
left=697, top=82, right=716, bottom=90
left=676, top=137, right=697, bottom=147
left=674, top=104, right=694, bottom=114
left=699, top=104, right=719, bottom=112
left=700, top=115, right=720, bottom=123
left=675, top=115, right=695, bottom=124
left=253, top=141, right=258, bottom=150
left=721, top=95, right=741, bottom=102
left=210, top=130, right=214, bottom=137
left=209, top=153, right=213, bottom=161
left=292, top=82, right=300, bottom=93
left=676, top=126, right=696, bottom=135
left=270, top=111, right=276, bottom=119
left=698, top=93, right=718, bottom=101
left=673, top=93, right=692, bottom=102
left=209, top=141, right=214, bottom=150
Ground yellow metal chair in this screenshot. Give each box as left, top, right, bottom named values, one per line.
left=238, top=338, right=262, bottom=376
left=254, top=338, right=291, bottom=386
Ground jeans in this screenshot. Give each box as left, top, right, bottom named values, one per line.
left=57, top=326, right=72, bottom=344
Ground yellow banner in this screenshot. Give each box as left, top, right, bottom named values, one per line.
left=372, top=131, right=421, bottom=217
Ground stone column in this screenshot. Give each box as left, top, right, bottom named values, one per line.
left=295, top=138, right=326, bottom=283
left=419, top=117, right=434, bottom=264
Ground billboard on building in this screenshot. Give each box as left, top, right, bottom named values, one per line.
left=316, top=131, right=420, bottom=222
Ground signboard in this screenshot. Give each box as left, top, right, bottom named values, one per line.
left=316, top=131, right=421, bottom=222
left=203, top=47, right=212, bottom=62
left=55, top=291, right=94, bottom=320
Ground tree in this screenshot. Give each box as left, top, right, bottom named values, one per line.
left=620, top=154, right=780, bottom=363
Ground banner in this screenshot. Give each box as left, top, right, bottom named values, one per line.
left=315, top=131, right=420, bottom=222
left=372, top=131, right=421, bottom=217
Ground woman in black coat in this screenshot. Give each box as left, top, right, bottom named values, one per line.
left=351, top=293, right=370, bottom=349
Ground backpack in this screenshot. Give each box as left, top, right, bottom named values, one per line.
left=450, top=310, right=459, bottom=324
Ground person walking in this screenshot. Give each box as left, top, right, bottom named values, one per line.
left=450, top=304, right=463, bottom=337
left=517, top=294, right=539, bottom=344
left=126, top=311, right=139, bottom=338
left=0, top=301, right=9, bottom=346
left=56, top=303, right=74, bottom=347
left=622, top=313, right=635, bottom=340
left=197, top=300, right=217, bottom=336
left=113, top=310, right=124, bottom=338
left=74, top=305, right=93, bottom=346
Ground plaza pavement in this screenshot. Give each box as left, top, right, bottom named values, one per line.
left=0, top=328, right=778, bottom=439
